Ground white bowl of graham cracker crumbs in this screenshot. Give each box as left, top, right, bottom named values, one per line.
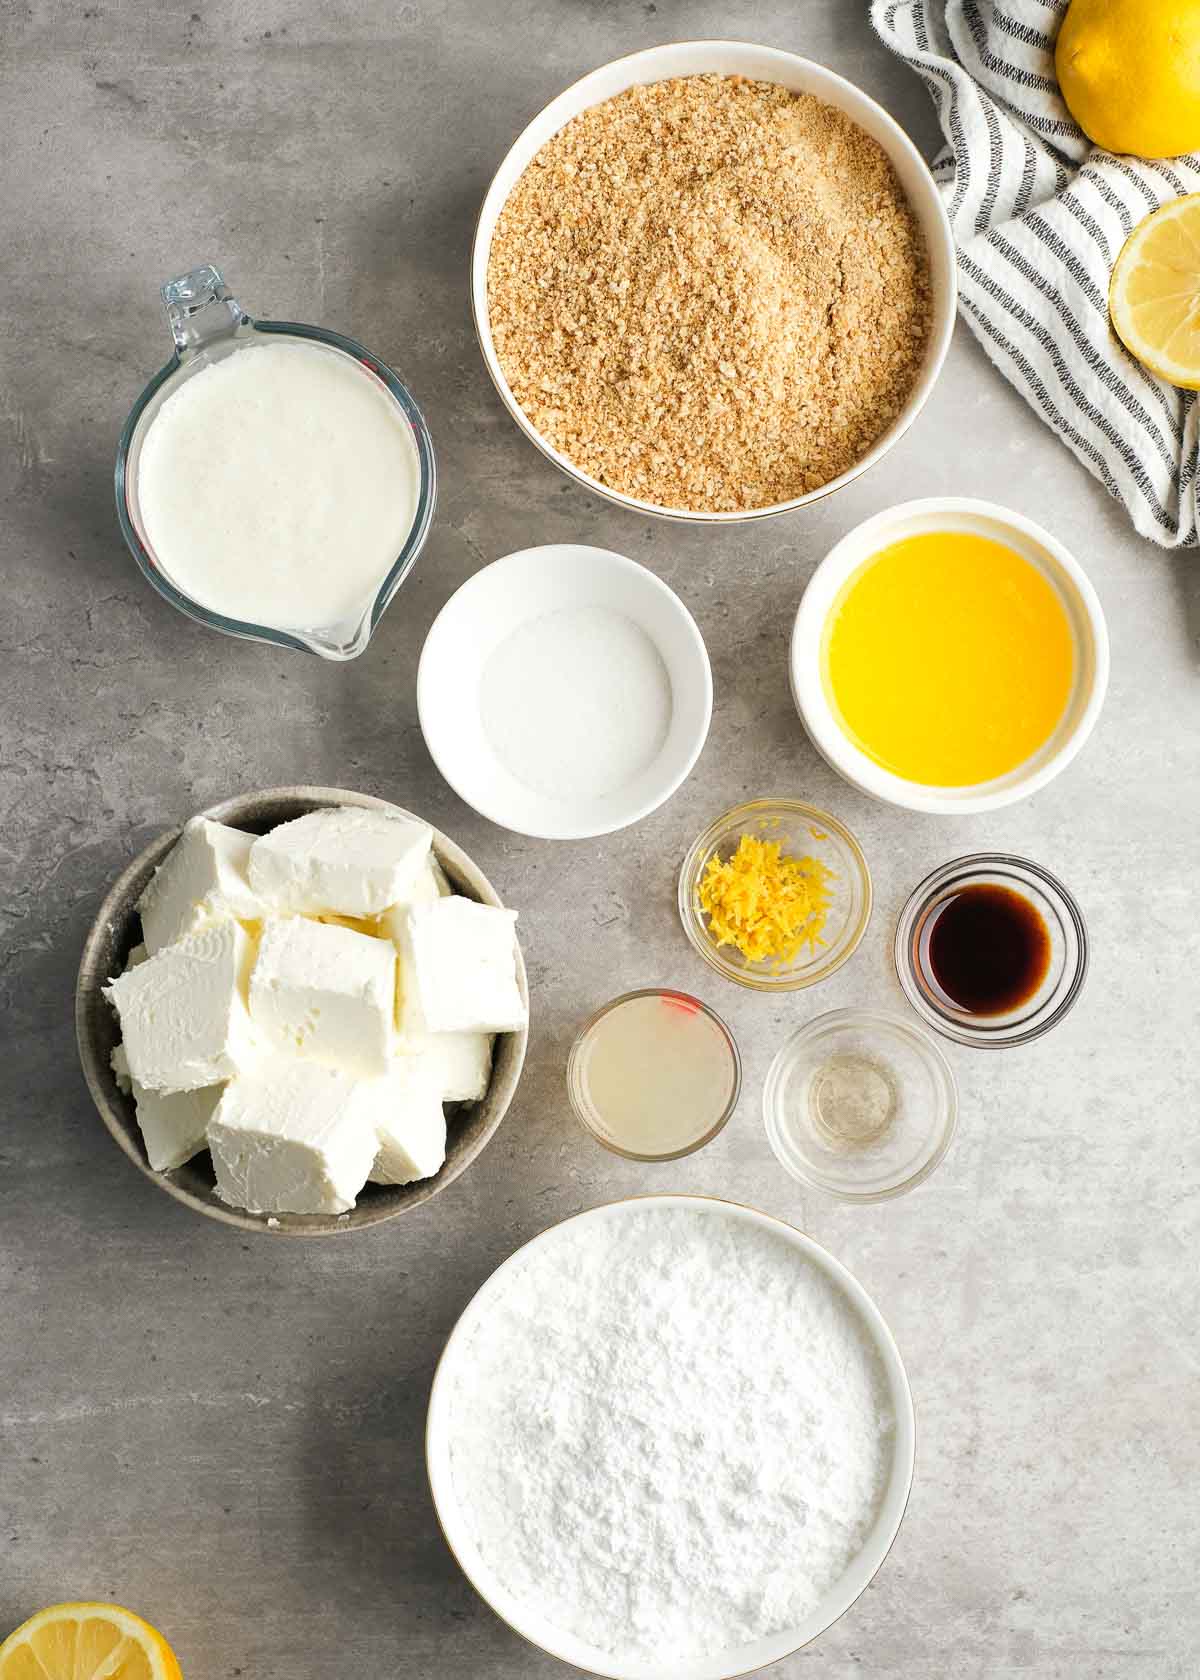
left=473, top=42, right=956, bottom=523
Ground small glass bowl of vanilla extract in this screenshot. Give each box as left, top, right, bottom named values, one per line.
left=895, top=854, right=1088, bottom=1047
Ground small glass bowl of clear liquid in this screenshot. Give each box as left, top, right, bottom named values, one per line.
left=567, top=988, right=741, bottom=1161
left=763, top=1007, right=957, bottom=1201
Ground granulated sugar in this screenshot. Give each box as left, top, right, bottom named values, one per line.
left=479, top=605, right=672, bottom=801
left=446, top=1203, right=894, bottom=1660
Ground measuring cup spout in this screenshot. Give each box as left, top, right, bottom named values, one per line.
left=161, top=264, right=246, bottom=360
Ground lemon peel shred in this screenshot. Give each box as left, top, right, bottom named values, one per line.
left=699, top=834, right=834, bottom=970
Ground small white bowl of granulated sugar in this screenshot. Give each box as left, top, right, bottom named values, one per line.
left=417, top=544, right=712, bottom=839
left=427, top=1195, right=915, bottom=1679
left=472, top=41, right=956, bottom=523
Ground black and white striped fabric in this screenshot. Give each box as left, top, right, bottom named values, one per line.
left=872, top=0, right=1200, bottom=547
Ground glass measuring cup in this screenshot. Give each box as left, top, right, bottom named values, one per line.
left=115, top=265, right=436, bottom=661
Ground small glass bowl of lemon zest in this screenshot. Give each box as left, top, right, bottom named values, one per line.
left=678, top=799, right=872, bottom=993
left=699, top=834, right=835, bottom=973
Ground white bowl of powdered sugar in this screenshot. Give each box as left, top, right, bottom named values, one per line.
left=426, top=1196, right=914, bottom=1678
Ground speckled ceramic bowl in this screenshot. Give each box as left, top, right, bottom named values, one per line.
left=76, top=786, right=529, bottom=1236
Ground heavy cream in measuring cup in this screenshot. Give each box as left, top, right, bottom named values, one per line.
left=136, top=341, right=420, bottom=633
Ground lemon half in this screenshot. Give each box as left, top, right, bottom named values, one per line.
left=0, top=1603, right=182, bottom=1680
left=1109, top=195, right=1200, bottom=388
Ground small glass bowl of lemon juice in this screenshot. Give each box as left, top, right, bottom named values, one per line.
left=567, top=989, right=741, bottom=1161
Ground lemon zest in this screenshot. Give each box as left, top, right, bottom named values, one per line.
left=698, top=834, right=834, bottom=970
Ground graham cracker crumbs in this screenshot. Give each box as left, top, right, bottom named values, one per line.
left=487, top=74, right=933, bottom=512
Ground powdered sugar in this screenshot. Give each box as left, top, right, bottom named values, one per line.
left=444, top=1202, right=894, bottom=1662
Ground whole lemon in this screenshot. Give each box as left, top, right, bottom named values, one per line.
left=1056, top=0, right=1200, bottom=158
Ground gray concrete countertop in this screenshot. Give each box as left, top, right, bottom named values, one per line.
left=2, top=3, right=1197, bottom=1677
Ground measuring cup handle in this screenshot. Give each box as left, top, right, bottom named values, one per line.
left=160, top=264, right=247, bottom=360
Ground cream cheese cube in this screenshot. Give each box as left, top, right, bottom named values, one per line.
left=208, top=1060, right=378, bottom=1215
left=131, top=1080, right=222, bottom=1172
left=396, top=898, right=526, bottom=1036
left=112, top=1033, right=216, bottom=1168
left=104, top=919, right=256, bottom=1094
left=137, top=818, right=264, bottom=955
left=248, top=806, right=432, bottom=917
left=111, top=1041, right=132, bottom=1093
left=379, top=855, right=452, bottom=935
left=249, top=916, right=396, bottom=1077
left=370, top=1059, right=447, bottom=1185
left=402, top=1028, right=493, bottom=1103
left=113, top=1037, right=214, bottom=1168
left=427, top=1030, right=493, bottom=1103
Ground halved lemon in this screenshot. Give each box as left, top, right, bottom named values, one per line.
left=0, top=1603, right=182, bottom=1680
left=1109, top=195, right=1200, bottom=388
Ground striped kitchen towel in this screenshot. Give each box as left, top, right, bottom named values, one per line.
left=871, top=0, right=1200, bottom=547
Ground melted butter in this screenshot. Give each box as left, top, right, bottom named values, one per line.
left=821, top=531, right=1076, bottom=787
